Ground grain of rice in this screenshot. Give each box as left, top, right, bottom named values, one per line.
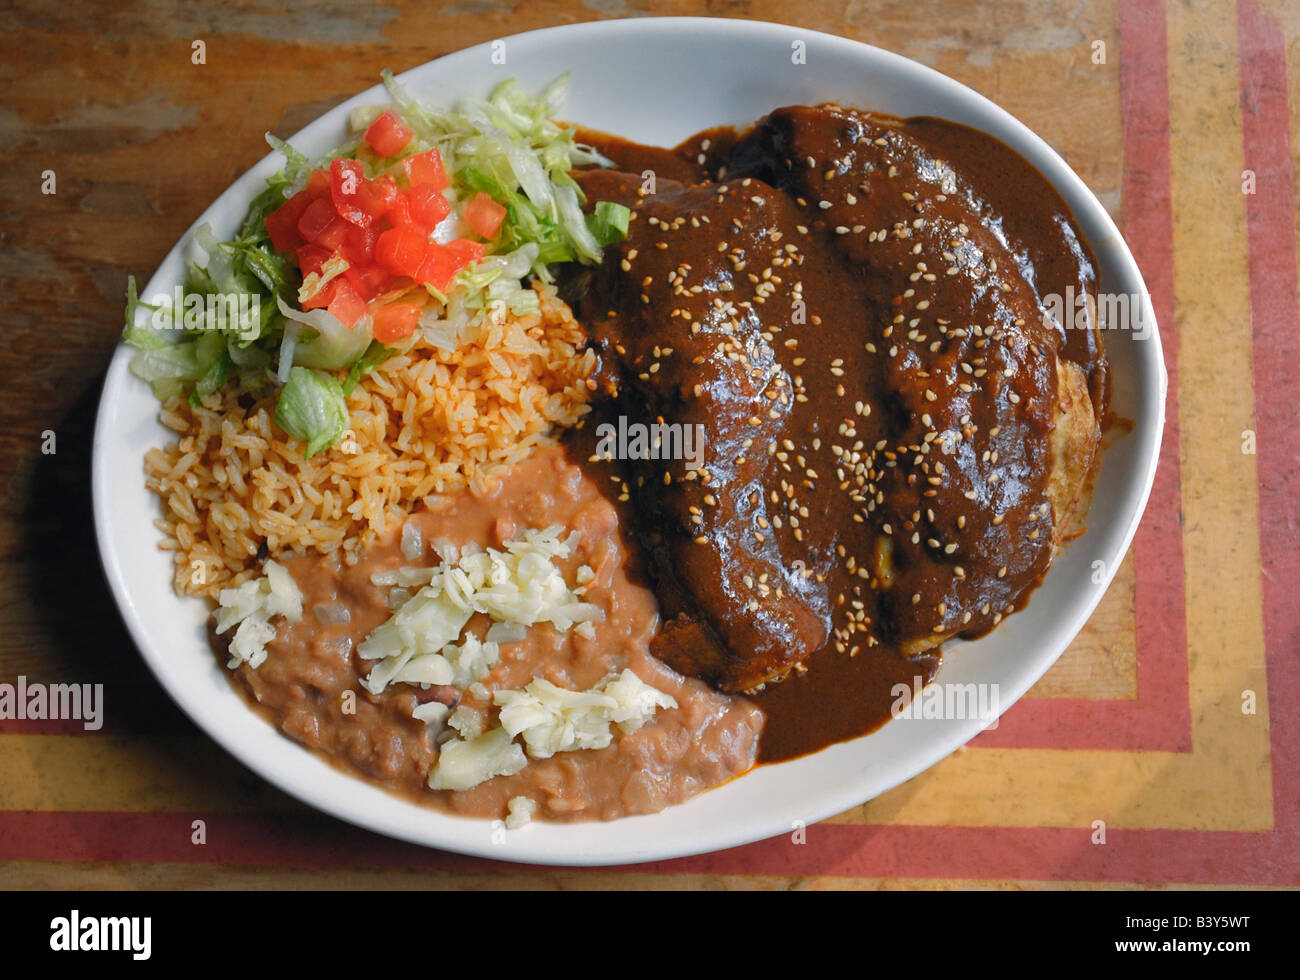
left=144, top=283, right=594, bottom=600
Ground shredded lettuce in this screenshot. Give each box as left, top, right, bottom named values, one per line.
left=124, top=72, right=625, bottom=457
left=189, top=330, right=232, bottom=406
left=342, top=341, right=393, bottom=397
left=273, top=366, right=349, bottom=457
left=121, top=275, right=171, bottom=351
left=129, top=343, right=201, bottom=391
left=587, top=201, right=631, bottom=247
left=276, top=296, right=373, bottom=371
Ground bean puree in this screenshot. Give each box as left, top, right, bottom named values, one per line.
left=223, top=445, right=763, bottom=821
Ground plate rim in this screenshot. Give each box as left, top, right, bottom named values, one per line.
left=92, top=15, right=1167, bottom=866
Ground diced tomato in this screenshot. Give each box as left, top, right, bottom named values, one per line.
left=385, top=194, right=411, bottom=228
left=371, top=302, right=423, bottom=343
left=318, top=218, right=348, bottom=250
left=326, top=279, right=368, bottom=327
left=298, top=197, right=343, bottom=245
left=300, top=277, right=340, bottom=311
left=384, top=194, right=429, bottom=235
left=264, top=190, right=313, bottom=253
left=463, top=191, right=507, bottom=239
left=402, top=148, right=449, bottom=190
left=364, top=110, right=414, bottom=158
left=344, top=263, right=392, bottom=302
left=375, top=226, right=430, bottom=279
left=340, top=223, right=378, bottom=266
left=330, top=158, right=371, bottom=227
left=407, top=184, right=451, bottom=228
left=296, top=244, right=332, bottom=278
left=305, top=168, right=331, bottom=199
left=357, top=174, right=399, bottom=220
left=446, top=237, right=487, bottom=264
left=416, top=246, right=459, bottom=291
left=416, top=238, right=485, bottom=291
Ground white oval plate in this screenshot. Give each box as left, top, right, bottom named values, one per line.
left=93, top=17, right=1166, bottom=866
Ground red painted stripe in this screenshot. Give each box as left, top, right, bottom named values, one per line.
left=1237, top=0, right=1300, bottom=823
left=971, top=694, right=1185, bottom=750
left=0, top=810, right=481, bottom=872
left=1104, top=0, right=1190, bottom=744
left=0, top=808, right=1294, bottom=885
left=667, top=823, right=1300, bottom=885
left=968, top=0, right=1192, bottom=752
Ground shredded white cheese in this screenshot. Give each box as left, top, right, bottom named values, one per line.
left=214, top=560, right=303, bottom=669
left=358, top=525, right=602, bottom=696
left=495, top=669, right=678, bottom=760
left=447, top=704, right=485, bottom=740
left=411, top=701, right=450, bottom=728
left=505, top=796, right=536, bottom=829
left=427, top=727, right=527, bottom=792
left=427, top=669, right=677, bottom=792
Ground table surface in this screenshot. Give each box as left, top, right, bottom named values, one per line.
left=1, top=0, right=1296, bottom=889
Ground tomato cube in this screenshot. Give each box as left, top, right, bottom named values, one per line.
left=383, top=194, right=428, bottom=236
left=300, top=276, right=339, bottom=311
left=463, top=191, right=507, bottom=239
left=340, top=223, right=378, bottom=266
left=264, top=189, right=313, bottom=253
left=375, top=226, right=430, bottom=279
left=297, top=197, right=345, bottom=246
left=407, top=184, right=451, bottom=228
left=446, top=237, right=486, bottom=264
left=357, top=174, right=399, bottom=219
left=364, top=110, right=414, bottom=158
left=326, top=279, right=368, bottom=327
left=401, top=148, right=449, bottom=190
left=305, top=168, right=331, bottom=199
left=371, top=302, right=422, bottom=343
left=343, top=263, right=393, bottom=302
left=330, top=158, right=372, bottom=227
left=296, top=244, right=332, bottom=278
left=415, top=238, right=481, bottom=291
left=318, top=219, right=347, bottom=250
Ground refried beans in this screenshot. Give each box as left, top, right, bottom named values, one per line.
left=220, top=444, right=764, bottom=821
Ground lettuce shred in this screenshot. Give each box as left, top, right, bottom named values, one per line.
left=123, top=73, right=624, bottom=456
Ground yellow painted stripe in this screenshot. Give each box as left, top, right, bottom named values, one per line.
left=0, top=735, right=299, bottom=812
left=1030, top=550, right=1137, bottom=700
left=829, top=745, right=1273, bottom=830
left=1162, top=0, right=1272, bottom=809
left=0, top=732, right=1272, bottom=830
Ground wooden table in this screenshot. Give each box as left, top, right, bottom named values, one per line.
left=1, top=0, right=1296, bottom=888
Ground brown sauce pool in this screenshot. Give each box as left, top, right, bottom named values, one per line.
left=567, top=107, right=1106, bottom=762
